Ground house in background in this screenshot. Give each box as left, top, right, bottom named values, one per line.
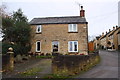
left=94, top=26, right=120, bottom=51
left=29, top=6, right=88, bottom=55
left=117, top=30, right=120, bottom=50
left=108, top=26, right=120, bottom=50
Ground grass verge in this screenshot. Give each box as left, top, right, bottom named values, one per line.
left=20, top=67, right=42, bottom=77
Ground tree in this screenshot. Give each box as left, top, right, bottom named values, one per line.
left=2, top=8, right=31, bottom=55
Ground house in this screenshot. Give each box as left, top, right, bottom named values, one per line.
left=29, top=6, right=88, bottom=55
left=95, top=26, right=120, bottom=50
left=108, top=26, right=120, bottom=50
left=93, top=36, right=101, bottom=50
left=117, top=30, right=120, bottom=50
left=99, top=32, right=109, bottom=49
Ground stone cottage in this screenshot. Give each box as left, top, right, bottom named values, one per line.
left=29, top=6, right=88, bottom=55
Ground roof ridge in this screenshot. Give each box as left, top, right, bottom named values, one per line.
left=33, top=16, right=82, bottom=19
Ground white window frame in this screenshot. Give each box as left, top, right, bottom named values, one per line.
left=36, top=41, right=41, bottom=52
left=36, top=25, right=42, bottom=33
left=68, top=41, right=78, bottom=52
left=68, top=24, right=78, bottom=32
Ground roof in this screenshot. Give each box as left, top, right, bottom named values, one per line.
left=29, top=16, right=88, bottom=25
left=108, top=27, right=120, bottom=37
left=100, top=31, right=111, bottom=40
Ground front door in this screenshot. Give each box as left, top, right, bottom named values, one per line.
left=52, top=41, right=59, bottom=52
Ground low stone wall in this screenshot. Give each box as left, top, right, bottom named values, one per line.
left=52, top=53, right=100, bottom=76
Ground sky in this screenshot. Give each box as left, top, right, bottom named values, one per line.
left=1, top=0, right=120, bottom=39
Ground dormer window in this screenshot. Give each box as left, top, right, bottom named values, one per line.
left=36, top=25, right=41, bottom=33
left=68, top=24, right=77, bottom=32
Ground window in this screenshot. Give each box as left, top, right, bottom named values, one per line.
left=36, top=41, right=41, bottom=52
left=68, top=41, right=78, bottom=52
left=36, top=25, right=41, bottom=33
left=52, top=41, right=59, bottom=52
left=68, top=24, right=77, bottom=32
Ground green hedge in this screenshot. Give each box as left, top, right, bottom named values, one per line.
left=2, top=42, right=31, bottom=55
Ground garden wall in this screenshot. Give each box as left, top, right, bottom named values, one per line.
left=52, top=52, right=100, bottom=76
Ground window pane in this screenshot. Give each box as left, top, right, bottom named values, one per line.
left=74, top=42, right=77, bottom=51
left=73, top=24, right=77, bottom=32
left=52, top=41, right=59, bottom=52
left=37, top=25, right=41, bottom=32
left=37, top=42, right=40, bottom=51
left=70, top=42, right=73, bottom=51
left=69, top=24, right=72, bottom=32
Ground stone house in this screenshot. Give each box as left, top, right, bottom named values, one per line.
left=108, top=26, right=120, bottom=50
left=29, top=6, right=88, bottom=55
left=117, top=30, right=120, bottom=50
left=93, top=36, right=101, bottom=50
left=95, top=26, right=120, bottom=50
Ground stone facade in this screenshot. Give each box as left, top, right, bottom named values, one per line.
left=30, top=23, right=88, bottom=55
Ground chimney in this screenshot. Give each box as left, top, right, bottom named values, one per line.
left=102, top=32, right=104, bottom=36
left=109, top=29, right=111, bottom=32
left=106, top=31, right=107, bottom=34
left=116, top=25, right=118, bottom=29
left=113, top=26, right=115, bottom=30
left=80, top=6, right=85, bottom=17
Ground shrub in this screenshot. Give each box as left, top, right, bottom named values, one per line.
left=2, top=42, right=12, bottom=54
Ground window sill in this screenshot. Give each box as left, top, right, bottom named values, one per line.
left=36, top=32, right=42, bottom=34
left=36, top=51, right=41, bottom=53
left=68, top=32, right=78, bottom=33
left=68, top=51, right=78, bottom=53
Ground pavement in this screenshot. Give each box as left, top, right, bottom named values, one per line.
left=75, top=50, right=118, bottom=78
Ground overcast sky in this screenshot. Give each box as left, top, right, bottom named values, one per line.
left=1, top=0, right=120, bottom=37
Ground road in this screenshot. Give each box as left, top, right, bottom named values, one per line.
left=75, top=50, right=118, bottom=78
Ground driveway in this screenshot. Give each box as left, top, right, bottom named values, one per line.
left=75, top=50, right=118, bottom=78
left=2, top=58, right=52, bottom=78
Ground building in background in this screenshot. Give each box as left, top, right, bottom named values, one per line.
left=94, top=26, right=120, bottom=51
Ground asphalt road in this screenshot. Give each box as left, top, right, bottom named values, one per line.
left=75, top=50, right=118, bottom=78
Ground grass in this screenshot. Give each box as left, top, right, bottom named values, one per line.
left=20, top=67, right=42, bottom=77
left=36, top=55, right=53, bottom=58
left=44, top=74, right=71, bottom=80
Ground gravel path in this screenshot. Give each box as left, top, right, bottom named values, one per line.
left=75, top=50, right=118, bottom=78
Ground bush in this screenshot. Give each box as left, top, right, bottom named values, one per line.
left=2, top=42, right=31, bottom=56
left=12, top=44, right=31, bottom=56
left=2, top=42, right=12, bottom=54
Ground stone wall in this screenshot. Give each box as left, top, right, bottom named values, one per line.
left=31, top=23, right=88, bottom=55
left=52, top=52, right=100, bottom=76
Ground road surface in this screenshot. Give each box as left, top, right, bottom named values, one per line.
left=75, top=50, right=118, bottom=78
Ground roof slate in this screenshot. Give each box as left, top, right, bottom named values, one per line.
left=29, top=16, right=87, bottom=25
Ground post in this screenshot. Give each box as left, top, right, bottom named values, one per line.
left=7, top=47, right=14, bottom=71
